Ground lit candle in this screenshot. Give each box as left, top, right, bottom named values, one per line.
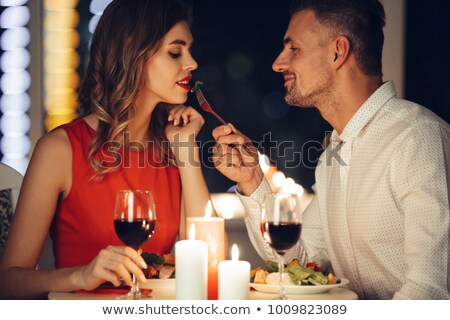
left=186, top=200, right=225, bottom=300
left=218, top=244, right=251, bottom=300
left=175, top=224, right=208, bottom=300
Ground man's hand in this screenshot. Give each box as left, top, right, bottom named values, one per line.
left=212, top=124, right=264, bottom=195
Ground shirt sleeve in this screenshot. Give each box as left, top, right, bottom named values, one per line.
left=392, top=121, right=450, bottom=299
left=300, top=192, right=332, bottom=271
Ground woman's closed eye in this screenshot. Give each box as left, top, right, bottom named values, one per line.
left=169, top=51, right=181, bottom=59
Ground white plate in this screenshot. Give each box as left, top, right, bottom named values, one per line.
left=250, top=278, right=349, bottom=295
left=140, top=278, right=175, bottom=290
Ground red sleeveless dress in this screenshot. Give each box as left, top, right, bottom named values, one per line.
left=50, top=118, right=181, bottom=268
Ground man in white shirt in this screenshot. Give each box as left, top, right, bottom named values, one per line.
left=212, top=0, right=450, bottom=299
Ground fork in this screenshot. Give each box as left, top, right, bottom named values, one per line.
left=191, top=81, right=254, bottom=155
left=191, top=81, right=227, bottom=125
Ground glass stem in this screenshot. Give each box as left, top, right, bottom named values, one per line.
left=278, top=253, right=286, bottom=299
left=129, top=273, right=141, bottom=299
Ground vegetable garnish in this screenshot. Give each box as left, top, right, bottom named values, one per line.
left=190, top=81, right=204, bottom=92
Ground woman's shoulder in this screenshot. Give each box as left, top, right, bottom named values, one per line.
left=34, top=127, right=72, bottom=161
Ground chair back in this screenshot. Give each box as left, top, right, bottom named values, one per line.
left=0, top=163, right=23, bottom=257
left=0, top=163, right=23, bottom=210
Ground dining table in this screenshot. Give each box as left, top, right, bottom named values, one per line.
left=48, top=280, right=358, bottom=300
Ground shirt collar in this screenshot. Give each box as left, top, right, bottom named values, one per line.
left=331, top=81, right=397, bottom=144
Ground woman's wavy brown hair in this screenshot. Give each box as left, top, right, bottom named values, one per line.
left=78, top=0, right=192, bottom=176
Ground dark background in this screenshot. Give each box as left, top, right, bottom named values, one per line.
left=186, top=0, right=450, bottom=193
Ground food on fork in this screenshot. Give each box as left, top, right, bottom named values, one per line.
left=190, top=81, right=227, bottom=125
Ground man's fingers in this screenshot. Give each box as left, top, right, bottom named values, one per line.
left=212, top=147, right=242, bottom=169
left=212, top=125, right=232, bottom=140
left=217, top=134, right=245, bottom=146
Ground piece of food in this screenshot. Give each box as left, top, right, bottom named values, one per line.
left=190, top=81, right=203, bottom=92
left=327, top=273, right=337, bottom=285
left=287, top=259, right=300, bottom=268
left=265, top=272, right=293, bottom=285
left=163, top=254, right=175, bottom=266
left=143, top=265, right=159, bottom=279
left=159, top=266, right=175, bottom=279
left=141, top=252, right=176, bottom=279
left=253, top=269, right=269, bottom=284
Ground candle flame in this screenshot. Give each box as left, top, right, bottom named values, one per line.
left=189, top=223, right=196, bottom=240
left=204, top=200, right=213, bottom=218
left=231, top=244, right=239, bottom=261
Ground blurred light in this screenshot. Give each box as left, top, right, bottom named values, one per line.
left=272, top=171, right=286, bottom=189
left=44, top=51, right=80, bottom=71
left=294, top=184, right=304, bottom=197
left=0, top=70, right=31, bottom=93
left=45, top=71, right=80, bottom=90
left=44, top=0, right=79, bottom=10
left=258, top=152, right=270, bottom=174
left=44, top=30, right=80, bottom=52
left=0, top=0, right=27, bottom=6
left=1, top=156, right=28, bottom=175
left=90, top=0, right=112, bottom=14
left=89, top=0, right=112, bottom=33
left=44, top=0, right=80, bottom=131
left=1, top=49, right=30, bottom=71
left=0, top=113, right=30, bottom=135
left=0, top=93, right=30, bottom=113
left=263, top=91, right=290, bottom=119
left=0, top=1, right=30, bottom=174
left=0, top=27, right=30, bottom=49
left=0, top=5, right=30, bottom=28
left=226, top=52, right=254, bottom=79
left=0, top=135, right=31, bottom=155
left=44, top=9, right=80, bottom=30
left=88, top=14, right=101, bottom=33
left=210, top=193, right=245, bottom=220
left=280, top=177, right=296, bottom=193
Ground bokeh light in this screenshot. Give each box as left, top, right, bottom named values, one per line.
left=0, top=0, right=30, bottom=174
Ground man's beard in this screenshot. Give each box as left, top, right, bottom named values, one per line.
left=284, top=75, right=334, bottom=109
left=285, top=81, right=315, bottom=108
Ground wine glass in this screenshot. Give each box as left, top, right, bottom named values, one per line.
left=113, top=190, right=156, bottom=299
left=261, top=193, right=302, bottom=300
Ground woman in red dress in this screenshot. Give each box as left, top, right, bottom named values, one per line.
left=0, top=0, right=211, bottom=299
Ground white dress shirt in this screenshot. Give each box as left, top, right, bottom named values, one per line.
left=238, top=82, right=450, bottom=299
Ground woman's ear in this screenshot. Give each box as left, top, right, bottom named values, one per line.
left=332, top=36, right=351, bottom=69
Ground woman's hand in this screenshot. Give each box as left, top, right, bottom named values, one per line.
left=165, top=105, right=205, bottom=144
left=75, top=245, right=147, bottom=290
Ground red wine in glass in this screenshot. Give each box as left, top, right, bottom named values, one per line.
left=261, top=193, right=302, bottom=300
left=113, top=190, right=156, bottom=299
left=114, top=219, right=156, bottom=250
left=261, top=221, right=302, bottom=253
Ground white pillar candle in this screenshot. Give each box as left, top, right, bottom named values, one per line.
left=218, top=244, right=251, bottom=300
left=175, top=224, right=208, bottom=300
left=186, top=200, right=225, bottom=300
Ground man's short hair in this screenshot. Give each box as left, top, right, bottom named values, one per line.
left=290, top=0, right=386, bottom=76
